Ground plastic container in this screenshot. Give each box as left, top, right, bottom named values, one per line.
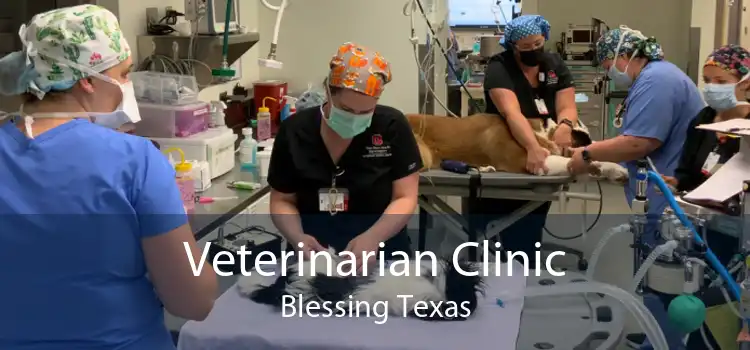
left=131, top=71, right=199, bottom=105
left=496, top=281, right=668, bottom=350
left=136, top=102, right=210, bottom=138
left=239, top=127, right=258, bottom=171
left=253, top=80, right=287, bottom=134
left=163, top=147, right=196, bottom=212
left=256, top=97, right=275, bottom=141
left=257, top=148, right=272, bottom=177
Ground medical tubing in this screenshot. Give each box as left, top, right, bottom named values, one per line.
left=496, top=281, right=668, bottom=350
left=586, top=223, right=632, bottom=280
left=646, top=171, right=745, bottom=320
left=221, top=0, right=233, bottom=59
left=272, top=0, right=286, bottom=46
left=629, top=240, right=678, bottom=294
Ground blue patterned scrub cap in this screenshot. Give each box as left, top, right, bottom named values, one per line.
left=595, top=26, right=664, bottom=64
left=501, top=15, right=550, bottom=50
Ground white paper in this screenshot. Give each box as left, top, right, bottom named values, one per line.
left=696, top=118, right=750, bottom=136
left=684, top=147, right=750, bottom=202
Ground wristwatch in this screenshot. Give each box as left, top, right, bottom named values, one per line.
left=581, top=147, right=592, bottom=163
left=559, top=118, right=574, bottom=129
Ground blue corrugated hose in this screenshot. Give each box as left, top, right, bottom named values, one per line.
left=646, top=170, right=747, bottom=324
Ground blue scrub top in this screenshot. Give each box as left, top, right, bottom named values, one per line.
left=0, top=119, right=187, bottom=350
left=620, top=61, right=705, bottom=240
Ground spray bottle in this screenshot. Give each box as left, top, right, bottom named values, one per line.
left=209, top=100, right=228, bottom=128
left=280, top=96, right=299, bottom=122
left=257, top=97, right=276, bottom=141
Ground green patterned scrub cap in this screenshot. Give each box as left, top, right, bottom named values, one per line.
left=595, top=25, right=664, bottom=64
left=19, top=4, right=131, bottom=99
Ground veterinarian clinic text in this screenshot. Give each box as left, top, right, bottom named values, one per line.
left=184, top=241, right=566, bottom=277
left=281, top=294, right=472, bottom=324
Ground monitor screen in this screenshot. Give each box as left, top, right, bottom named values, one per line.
left=449, top=0, right=520, bottom=28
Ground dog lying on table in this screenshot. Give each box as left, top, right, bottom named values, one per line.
left=406, top=113, right=628, bottom=184
left=238, top=248, right=486, bottom=322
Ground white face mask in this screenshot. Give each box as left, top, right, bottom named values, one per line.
left=20, top=58, right=140, bottom=138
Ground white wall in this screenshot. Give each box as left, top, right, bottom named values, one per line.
left=113, top=0, right=261, bottom=102
left=692, top=0, right=718, bottom=88
left=256, top=0, right=434, bottom=114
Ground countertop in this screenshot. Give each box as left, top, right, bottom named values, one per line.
left=188, top=165, right=269, bottom=240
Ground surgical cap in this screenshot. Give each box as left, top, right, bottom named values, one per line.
left=595, top=26, right=664, bottom=64
left=704, top=44, right=750, bottom=78
left=501, top=15, right=550, bottom=50
left=0, top=4, right=131, bottom=98
left=327, top=42, right=392, bottom=98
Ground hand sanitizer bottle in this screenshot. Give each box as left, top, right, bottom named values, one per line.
left=240, top=127, right=258, bottom=171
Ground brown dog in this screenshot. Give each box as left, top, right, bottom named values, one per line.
left=405, top=113, right=628, bottom=183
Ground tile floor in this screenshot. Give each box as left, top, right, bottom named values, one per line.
left=167, top=182, right=640, bottom=349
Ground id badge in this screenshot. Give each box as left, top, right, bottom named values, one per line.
left=319, top=188, right=349, bottom=214
left=534, top=98, right=549, bottom=115
left=702, top=152, right=720, bottom=174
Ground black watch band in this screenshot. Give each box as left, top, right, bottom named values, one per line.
left=581, top=148, right=592, bottom=163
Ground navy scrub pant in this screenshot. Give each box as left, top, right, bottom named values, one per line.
left=471, top=198, right=552, bottom=269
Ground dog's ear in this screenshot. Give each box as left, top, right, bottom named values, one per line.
left=571, top=129, right=592, bottom=147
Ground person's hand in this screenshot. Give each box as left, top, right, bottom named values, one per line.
left=552, top=123, right=573, bottom=149
left=344, top=233, right=381, bottom=275
left=661, top=175, right=678, bottom=188
left=290, top=234, right=326, bottom=259
left=566, top=147, right=590, bottom=175
left=526, top=146, right=550, bottom=174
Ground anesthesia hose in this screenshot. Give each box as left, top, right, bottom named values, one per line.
left=646, top=171, right=746, bottom=324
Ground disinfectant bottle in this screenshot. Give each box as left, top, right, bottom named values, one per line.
left=257, top=97, right=276, bottom=141
left=240, top=127, right=258, bottom=171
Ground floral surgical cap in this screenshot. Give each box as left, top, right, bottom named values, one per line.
left=595, top=26, right=664, bottom=64
left=327, top=42, right=392, bottom=98
left=0, top=4, right=130, bottom=98
left=501, top=15, right=550, bottom=50
left=704, top=44, right=750, bottom=78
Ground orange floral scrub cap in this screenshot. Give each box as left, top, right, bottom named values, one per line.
left=327, top=42, right=392, bottom=98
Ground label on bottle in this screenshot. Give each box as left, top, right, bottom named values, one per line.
left=257, top=118, right=272, bottom=141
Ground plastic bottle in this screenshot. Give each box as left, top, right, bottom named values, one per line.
left=163, top=148, right=195, bottom=212
left=257, top=96, right=276, bottom=141
left=240, top=127, right=258, bottom=171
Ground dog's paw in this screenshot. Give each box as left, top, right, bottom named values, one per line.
left=600, top=162, right=629, bottom=184
left=543, top=155, right=571, bottom=176
left=478, top=165, right=496, bottom=172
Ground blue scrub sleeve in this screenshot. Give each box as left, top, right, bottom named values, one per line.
left=132, top=139, right=189, bottom=237
left=621, top=75, right=675, bottom=142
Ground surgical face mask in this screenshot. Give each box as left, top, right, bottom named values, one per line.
left=324, top=104, right=373, bottom=139
left=607, top=59, right=634, bottom=90
left=518, top=47, right=544, bottom=67
left=702, top=77, right=750, bottom=111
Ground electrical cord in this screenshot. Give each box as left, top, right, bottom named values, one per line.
left=223, top=225, right=283, bottom=241
left=147, top=11, right=184, bottom=36
left=409, top=0, right=483, bottom=113
left=544, top=181, right=604, bottom=240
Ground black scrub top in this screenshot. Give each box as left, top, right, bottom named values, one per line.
left=483, top=50, right=574, bottom=122
left=674, top=107, right=745, bottom=192
left=267, top=104, right=423, bottom=257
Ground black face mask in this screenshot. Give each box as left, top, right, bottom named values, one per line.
left=518, top=48, right=544, bottom=67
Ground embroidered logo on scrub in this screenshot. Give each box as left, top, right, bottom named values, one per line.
left=363, top=134, right=391, bottom=158
left=546, top=71, right=558, bottom=85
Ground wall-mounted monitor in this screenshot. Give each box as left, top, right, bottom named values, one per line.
left=448, top=0, right=521, bottom=29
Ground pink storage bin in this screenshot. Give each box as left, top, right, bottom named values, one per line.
left=135, top=102, right=210, bottom=138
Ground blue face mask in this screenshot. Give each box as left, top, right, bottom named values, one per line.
left=702, top=82, right=747, bottom=111
left=325, top=105, right=373, bottom=139
left=608, top=59, right=634, bottom=90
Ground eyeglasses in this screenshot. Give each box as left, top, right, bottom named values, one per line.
left=515, top=42, right=545, bottom=51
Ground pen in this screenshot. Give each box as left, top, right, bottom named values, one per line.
left=196, top=196, right=238, bottom=204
